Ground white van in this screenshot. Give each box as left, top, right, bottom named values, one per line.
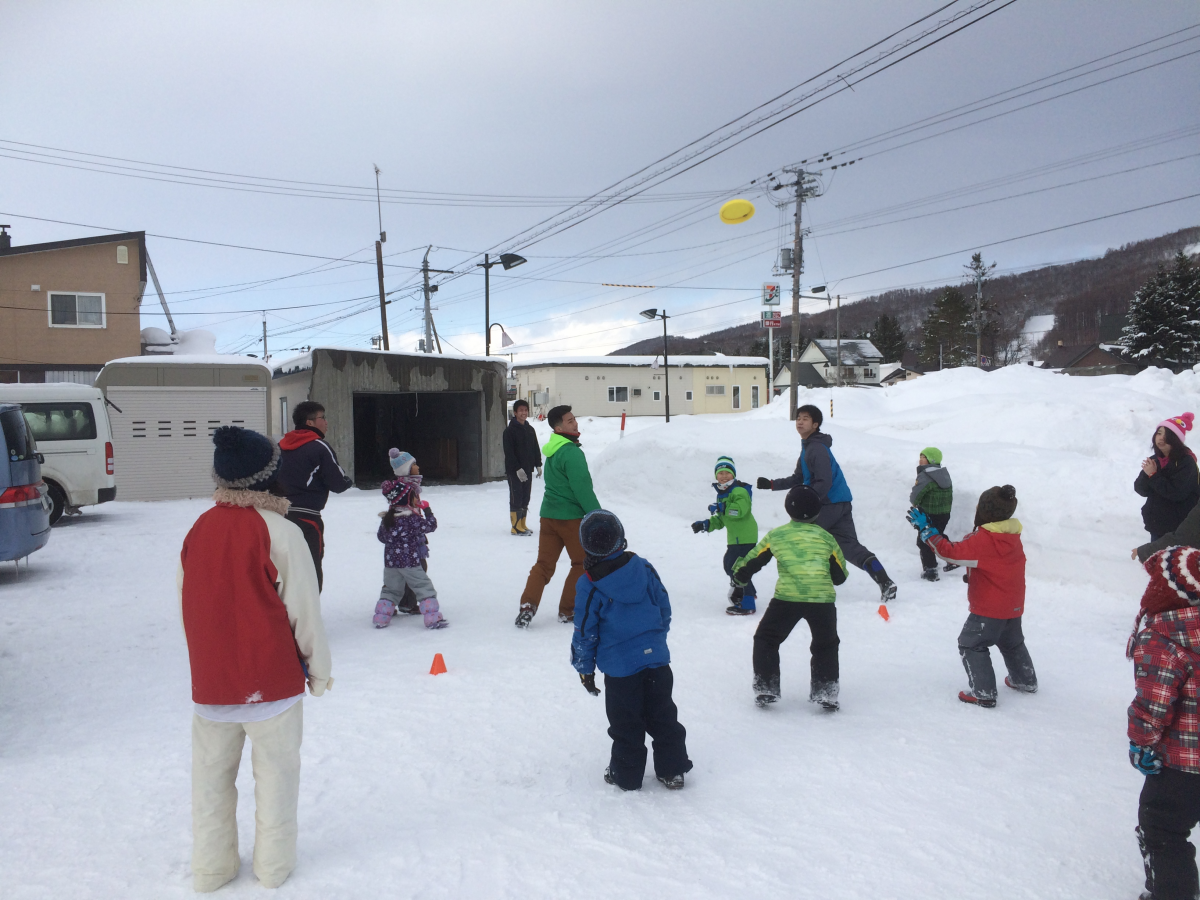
left=0, top=384, right=117, bottom=524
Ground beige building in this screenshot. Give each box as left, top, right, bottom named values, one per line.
left=511, top=355, right=770, bottom=417
left=0, top=228, right=148, bottom=384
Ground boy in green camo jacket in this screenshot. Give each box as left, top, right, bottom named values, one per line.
left=910, top=446, right=954, bottom=581
left=733, top=485, right=847, bottom=710
left=691, top=456, right=759, bottom=616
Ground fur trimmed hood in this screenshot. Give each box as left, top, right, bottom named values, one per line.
left=213, top=487, right=290, bottom=517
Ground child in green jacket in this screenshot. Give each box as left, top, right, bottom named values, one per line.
left=733, top=485, right=847, bottom=709
left=692, top=456, right=759, bottom=616
left=910, top=446, right=954, bottom=581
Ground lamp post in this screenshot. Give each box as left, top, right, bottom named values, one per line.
left=639, top=308, right=670, bottom=423
left=488, top=322, right=514, bottom=351
left=477, top=252, right=527, bottom=355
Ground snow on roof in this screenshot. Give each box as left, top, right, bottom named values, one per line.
left=512, top=354, right=769, bottom=368
left=105, top=354, right=270, bottom=369
left=810, top=340, right=882, bottom=365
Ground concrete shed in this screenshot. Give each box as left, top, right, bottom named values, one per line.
left=270, top=347, right=507, bottom=486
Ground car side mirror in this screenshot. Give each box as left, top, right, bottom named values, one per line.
left=36, top=453, right=45, bottom=464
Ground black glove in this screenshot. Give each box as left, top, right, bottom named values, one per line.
left=691, top=520, right=708, bottom=534
left=580, top=673, right=600, bottom=696
left=756, top=477, right=772, bottom=490
left=728, top=579, right=745, bottom=602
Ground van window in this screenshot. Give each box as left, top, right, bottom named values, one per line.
left=22, top=403, right=98, bottom=442
left=2, top=408, right=36, bottom=461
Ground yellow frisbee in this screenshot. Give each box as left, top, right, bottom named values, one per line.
left=719, top=198, right=755, bottom=224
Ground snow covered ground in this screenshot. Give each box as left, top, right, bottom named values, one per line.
left=2, top=364, right=1196, bottom=898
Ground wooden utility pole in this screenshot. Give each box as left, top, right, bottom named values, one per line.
left=261, top=311, right=268, bottom=363
left=835, top=295, right=842, bottom=387
left=789, top=175, right=803, bottom=421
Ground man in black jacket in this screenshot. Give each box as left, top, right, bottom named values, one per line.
left=503, top=399, right=542, bottom=536
left=276, top=400, right=354, bottom=589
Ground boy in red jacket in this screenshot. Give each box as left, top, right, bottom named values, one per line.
left=1128, top=545, right=1200, bottom=900
left=908, top=484, right=1037, bottom=708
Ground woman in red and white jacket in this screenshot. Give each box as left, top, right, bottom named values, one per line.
left=178, top=426, right=332, bottom=892
left=908, top=484, right=1038, bottom=708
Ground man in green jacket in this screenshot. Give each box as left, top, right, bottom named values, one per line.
left=516, top=405, right=602, bottom=628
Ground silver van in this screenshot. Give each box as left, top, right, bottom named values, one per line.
left=0, top=402, right=51, bottom=562
left=0, top=385, right=117, bottom=524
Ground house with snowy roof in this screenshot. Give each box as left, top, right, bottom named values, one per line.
left=797, top=339, right=884, bottom=386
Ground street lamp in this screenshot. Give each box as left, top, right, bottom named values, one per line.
left=488, top=322, right=514, bottom=351
left=640, top=308, right=671, bottom=423
left=477, top=252, right=527, bottom=355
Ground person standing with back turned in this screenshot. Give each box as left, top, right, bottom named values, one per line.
left=516, top=405, right=601, bottom=628
left=276, top=401, right=354, bottom=591
left=503, top=399, right=542, bottom=537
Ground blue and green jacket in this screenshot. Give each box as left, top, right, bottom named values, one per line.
left=770, top=431, right=852, bottom=504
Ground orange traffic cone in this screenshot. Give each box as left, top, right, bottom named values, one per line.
left=429, top=653, right=447, bottom=675
left=877, top=604, right=890, bottom=622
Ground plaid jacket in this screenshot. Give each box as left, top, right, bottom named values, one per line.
left=1129, top=606, right=1200, bottom=773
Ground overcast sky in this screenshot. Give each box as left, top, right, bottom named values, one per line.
left=3, top=1, right=1198, bottom=361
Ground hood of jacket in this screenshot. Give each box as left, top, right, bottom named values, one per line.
left=1148, top=605, right=1200, bottom=654
left=981, top=518, right=1022, bottom=535
left=803, top=431, right=833, bottom=451
left=918, top=464, right=953, bottom=489
left=543, top=432, right=581, bottom=458
left=586, top=551, right=651, bottom=604
left=212, top=486, right=290, bottom=516
left=279, top=428, right=322, bottom=451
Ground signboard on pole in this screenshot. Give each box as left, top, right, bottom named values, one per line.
left=761, top=310, right=782, bottom=329
left=762, top=282, right=781, bottom=306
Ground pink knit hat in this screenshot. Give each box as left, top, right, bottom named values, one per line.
left=1159, top=412, right=1195, bottom=443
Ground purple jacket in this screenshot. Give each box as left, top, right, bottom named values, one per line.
left=377, top=509, right=437, bottom=568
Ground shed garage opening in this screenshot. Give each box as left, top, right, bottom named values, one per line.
left=353, top=391, right=482, bottom=486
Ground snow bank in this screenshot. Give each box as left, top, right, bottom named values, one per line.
left=0, top=365, right=1191, bottom=898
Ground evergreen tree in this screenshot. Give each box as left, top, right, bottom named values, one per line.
left=918, top=288, right=975, bottom=369
left=1122, top=252, right=1200, bottom=362
left=871, top=314, right=907, bottom=363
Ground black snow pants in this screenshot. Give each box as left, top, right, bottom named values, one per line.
left=1139, top=767, right=1200, bottom=900
left=814, top=501, right=875, bottom=570
left=752, top=599, right=839, bottom=702
left=957, top=613, right=1037, bottom=700
left=918, top=512, right=952, bottom=570
left=286, top=510, right=325, bottom=591
left=604, top=665, right=692, bottom=790
left=507, top=471, right=533, bottom=513
left=723, top=543, right=758, bottom=599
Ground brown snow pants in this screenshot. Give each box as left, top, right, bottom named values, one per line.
left=520, top=517, right=585, bottom=618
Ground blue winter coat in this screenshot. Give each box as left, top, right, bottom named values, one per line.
left=770, top=431, right=852, bottom=504
left=571, top=551, right=672, bottom=678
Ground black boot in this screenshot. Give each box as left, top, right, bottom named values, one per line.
left=865, top=557, right=897, bottom=602
left=921, top=567, right=939, bottom=582
left=754, top=674, right=780, bottom=708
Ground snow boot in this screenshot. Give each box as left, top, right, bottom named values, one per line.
left=958, top=690, right=997, bottom=709
left=418, top=597, right=447, bottom=629
left=726, top=591, right=756, bottom=615
left=515, top=604, right=534, bottom=628
left=1004, top=676, right=1037, bottom=694
left=657, top=773, right=685, bottom=790
left=510, top=511, right=521, bottom=536
left=943, top=562, right=960, bottom=572
left=754, top=674, right=780, bottom=708
left=373, top=598, right=396, bottom=628
left=865, top=556, right=897, bottom=602
left=516, top=510, right=534, bottom=536
left=604, top=767, right=638, bottom=791
left=810, top=680, right=840, bottom=712
left=396, top=589, right=420, bottom=616
left=558, top=613, right=574, bottom=624
left=921, top=566, right=940, bottom=582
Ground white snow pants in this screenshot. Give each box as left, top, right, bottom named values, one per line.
left=191, top=700, right=303, bottom=892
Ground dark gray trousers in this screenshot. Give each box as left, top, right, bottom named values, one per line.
left=957, top=613, right=1037, bottom=700
left=814, top=501, right=874, bottom=570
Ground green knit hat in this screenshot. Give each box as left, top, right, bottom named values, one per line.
left=921, top=447, right=943, bottom=465
left=715, top=456, right=736, bottom=477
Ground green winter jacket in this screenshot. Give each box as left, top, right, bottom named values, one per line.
left=732, top=520, right=847, bottom=603
left=539, top=433, right=602, bottom=520
left=707, top=482, right=758, bottom=545
left=910, top=463, right=953, bottom=515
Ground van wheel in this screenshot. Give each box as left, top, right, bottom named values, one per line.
left=46, top=482, right=67, bottom=526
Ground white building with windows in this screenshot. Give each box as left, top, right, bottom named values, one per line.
left=511, top=355, right=770, bottom=417
left=798, top=339, right=884, bottom=386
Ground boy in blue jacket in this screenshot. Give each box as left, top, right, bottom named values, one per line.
left=571, top=509, right=693, bottom=791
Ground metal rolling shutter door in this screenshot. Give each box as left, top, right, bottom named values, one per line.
left=106, top=388, right=268, bottom=500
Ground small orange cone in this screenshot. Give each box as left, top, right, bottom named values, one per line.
left=429, top=653, right=447, bottom=675
left=877, top=604, right=890, bottom=622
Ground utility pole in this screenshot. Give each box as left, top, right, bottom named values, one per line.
left=374, top=165, right=389, bottom=350
left=261, top=311, right=268, bottom=364
left=974, top=268, right=983, bottom=368
left=772, top=166, right=821, bottom=420
left=420, top=247, right=454, bottom=354
left=835, top=295, right=842, bottom=387
left=662, top=310, right=670, bottom=424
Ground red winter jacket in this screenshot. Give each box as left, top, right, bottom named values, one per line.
left=179, top=488, right=332, bottom=705
left=927, top=519, right=1026, bottom=619
left=1129, top=607, right=1200, bottom=773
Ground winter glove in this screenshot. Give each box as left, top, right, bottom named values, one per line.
left=1130, top=741, right=1164, bottom=776
left=708, top=501, right=726, bottom=516
left=691, top=520, right=709, bottom=534
left=516, top=468, right=528, bottom=482
left=906, top=507, right=940, bottom=543
left=756, top=477, right=772, bottom=490
left=728, top=580, right=744, bottom=603
left=580, top=673, right=600, bottom=696
left=536, top=466, right=542, bottom=479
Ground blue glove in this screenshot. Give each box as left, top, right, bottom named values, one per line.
left=906, top=507, right=940, bottom=543
left=691, top=520, right=709, bottom=534
left=708, top=501, right=726, bottom=516
left=1130, top=741, right=1164, bottom=775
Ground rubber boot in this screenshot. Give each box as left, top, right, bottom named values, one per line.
left=510, top=511, right=520, bottom=535
left=516, top=509, right=534, bottom=536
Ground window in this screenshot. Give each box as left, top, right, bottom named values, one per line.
left=48, top=292, right=105, bottom=328
left=1, top=408, right=36, bottom=461
left=685, top=391, right=693, bottom=401
left=21, top=403, right=98, bottom=442
left=653, top=390, right=661, bottom=401
left=732, top=385, right=741, bottom=409
left=705, top=385, right=726, bottom=396
left=279, top=397, right=289, bottom=435
left=632, top=389, right=642, bottom=397
left=116, top=245, right=129, bottom=264
left=607, top=386, right=629, bottom=402
left=751, top=385, right=760, bottom=409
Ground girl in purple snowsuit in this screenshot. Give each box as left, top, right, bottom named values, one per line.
left=373, top=450, right=447, bottom=629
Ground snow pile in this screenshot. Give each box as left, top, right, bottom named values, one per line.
left=0, top=365, right=1194, bottom=897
